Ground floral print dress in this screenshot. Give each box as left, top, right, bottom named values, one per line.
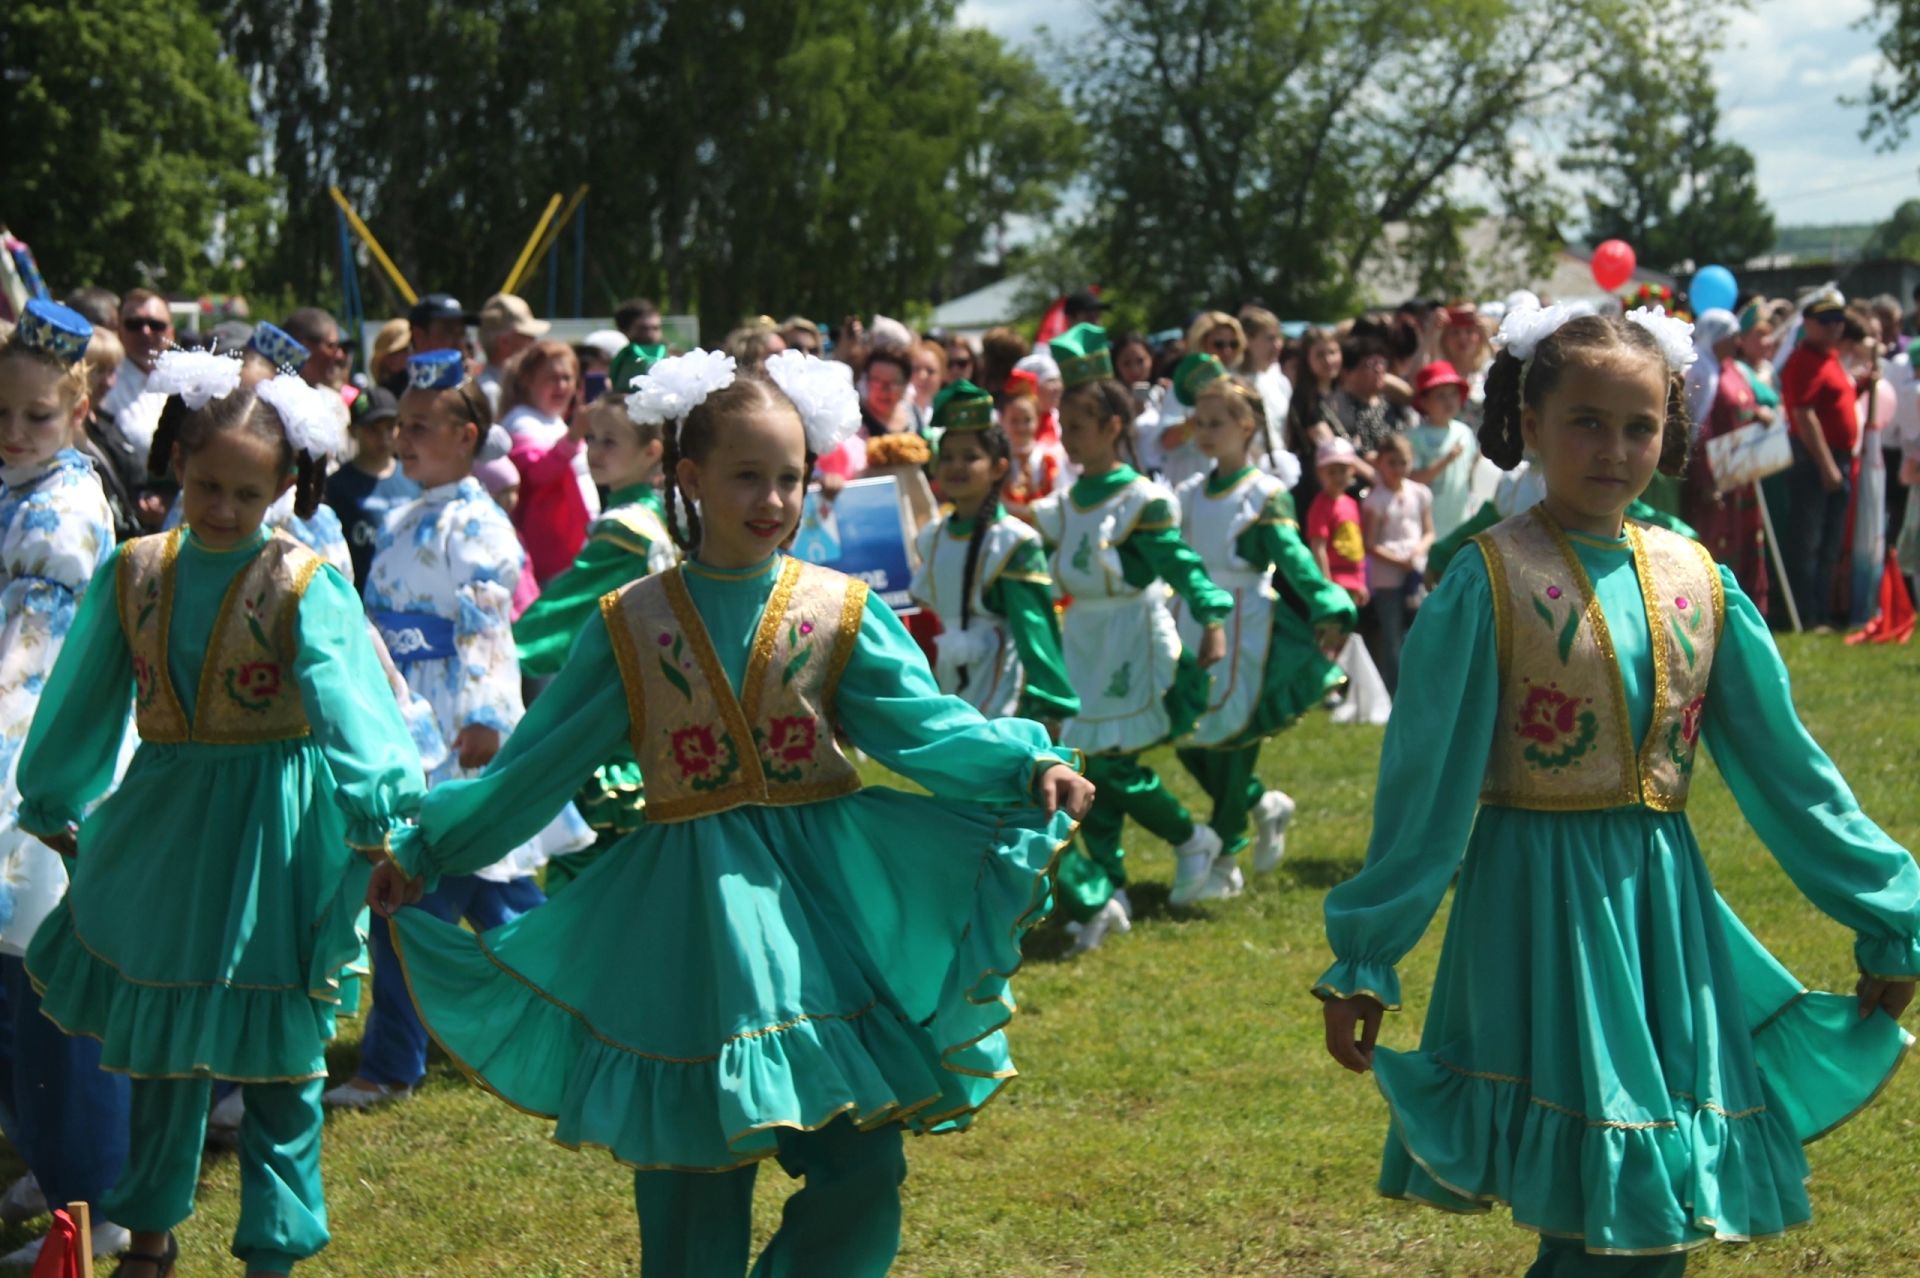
left=0, top=451, right=112, bottom=957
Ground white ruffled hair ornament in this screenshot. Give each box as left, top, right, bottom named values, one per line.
left=256, top=373, right=350, bottom=461
left=626, top=349, right=738, bottom=429
left=764, top=350, right=861, bottom=455
left=1493, top=301, right=1696, bottom=375
left=148, top=349, right=243, bottom=411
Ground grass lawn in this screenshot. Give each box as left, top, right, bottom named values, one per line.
left=4, top=633, right=1916, bottom=1275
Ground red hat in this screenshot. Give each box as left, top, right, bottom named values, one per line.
left=1443, top=306, right=1481, bottom=330
left=1413, top=361, right=1469, bottom=401
left=1003, top=368, right=1040, bottom=397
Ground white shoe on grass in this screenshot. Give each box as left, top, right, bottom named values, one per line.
left=1193, top=857, right=1245, bottom=902
left=1251, top=790, right=1296, bottom=874
left=1112, top=887, right=1133, bottom=922
left=0, top=1174, right=43, bottom=1226
left=1068, top=897, right=1132, bottom=955
left=1, top=1219, right=130, bottom=1267
left=1168, top=826, right=1224, bottom=906
left=209, top=1086, right=246, bottom=1133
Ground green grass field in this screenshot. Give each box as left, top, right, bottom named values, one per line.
left=5, top=634, right=1917, bottom=1275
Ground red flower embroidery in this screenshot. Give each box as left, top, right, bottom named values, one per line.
left=236, top=661, right=281, bottom=701
left=1517, top=684, right=1579, bottom=745
left=132, top=654, right=155, bottom=705
left=765, top=716, right=817, bottom=765
left=669, top=724, right=740, bottom=791
left=1679, top=693, right=1706, bottom=749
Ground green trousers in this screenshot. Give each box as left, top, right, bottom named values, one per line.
left=1056, top=752, right=1197, bottom=921
left=633, top=1118, right=905, bottom=1277
left=1525, top=1239, right=1688, bottom=1277
left=1174, top=743, right=1264, bottom=859
left=104, top=1076, right=328, bottom=1273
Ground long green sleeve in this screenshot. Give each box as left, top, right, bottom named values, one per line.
left=16, top=546, right=134, bottom=836
left=838, top=592, right=1079, bottom=802
left=1240, top=491, right=1357, bottom=629
left=1314, top=546, right=1500, bottom=1009
left=1119, top=498, right=1234, bottom=623
left=1700, top=565, right=1920, bottom=977
left=292, top=567, right=428, bottom=849
left=980, top=540, right=1078, bottom=721
left=393, top=621, right=629, bottom=880
left=1428, top=499, right=1502, bottom=582
left=513, top=535, right=646, bottom=677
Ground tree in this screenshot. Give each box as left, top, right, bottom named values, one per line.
left=0, top=0, right=266, bottom=291
left=1865, top=199, right=1920, bottom=260
left=1857, top=0, right=1920, bottom=149
left=1055, top=0, right=1675, bottom=322
left=207, top=0, right=1079, bottom=334
left=1570, top=15, right=1775, bottom=273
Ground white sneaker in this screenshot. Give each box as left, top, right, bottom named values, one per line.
left=322, top=1079, right=413, bottom=1110
left=1193, top=857, right=1245, bottom=902
left=1068, top=897, right=1132, bottom=955
left=1112, top=887, right=1133, bottom=922
left=1168, top=826, right=1224, bottom=906
left=209, top=1086, right=246, bottom=1132
left=0, top=1173, right=43, bottom=1226
left=1251, top=790, right=1296, bottom=874
left=0, top=1220, right=130, bottom=1267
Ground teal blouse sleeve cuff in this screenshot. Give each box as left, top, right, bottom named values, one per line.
left=1310, top=958, right=1403, bottom=1011
left=1854, top=934, right=1920, bottom=980
left=388, top=825, right=433, bottom=883
left=15, top=798, right=79, bottom=839
left=1025, top=749, right=1085, bottom=799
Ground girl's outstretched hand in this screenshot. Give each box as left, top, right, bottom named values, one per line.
left=1855, top=972, right=1917, bottom=1021
left=34, top=828, right=77, bottom=858
left=1323, top=994, right=1385, bottom=1074
left=1038, top=764, right=1096, bottom=820
left=367, top=860, right=424, bottom=918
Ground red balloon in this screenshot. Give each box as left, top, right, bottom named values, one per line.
left=1591, top=239, right=1637, bottom=293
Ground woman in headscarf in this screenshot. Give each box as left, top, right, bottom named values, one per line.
left=1683, top=308, right=1770, bottom=613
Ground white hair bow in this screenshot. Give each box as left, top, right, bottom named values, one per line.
left=764, top=350, right=862, bottom=454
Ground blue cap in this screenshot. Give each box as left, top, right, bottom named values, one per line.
left=408, top=349, right=466, bottom=392
left=247, top=321, right=309, bottom=371
left=15, top=299, right=94, bottom=365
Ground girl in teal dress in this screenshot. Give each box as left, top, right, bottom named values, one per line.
left=20, top=351, right=425, bottom=1278
left=511, top=390, right=677, bottom=890
left=1315, top=306, right=1920, bottom=1275
left=367, top=348, right=1093, bottom=1278
left=1171, top=374, right=1355, bottom=902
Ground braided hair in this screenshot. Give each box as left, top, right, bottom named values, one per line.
left=937, top=424, right=1014, bottom=693
left=1062, top=377, right=1145, bottom=472
left=1479, top=313, right=1691, bottom=477
left=658, top=374, right=813, bottom=555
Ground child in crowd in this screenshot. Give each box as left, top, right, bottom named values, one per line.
left=0, top=302, right=129, bottom=1267
left=21, top=347, right=424, bottom=1277
left=1172, top=376, right=1355, bottom=901
left=1318, top=304, right=1919, bottom=1273
left=1361, top=433, right=1433, bottom=695
left=1027, top=325, right=1234, bottom=948
left=367, top=347, right=1091, bottom=1277
left=999, top=385, right=1065, bottom=516
left=512, top=350, right=678, bottom=890
left=331, top=351, right=571, bottom=1111
left=911, top=379, right=1077, bottom=723
left=324, top=387, right=419, bottom=591
left=1407, top=360, right=1481, bottom=538
left=499, top=339, right=598, bottom=584
left=1308, top=436, right=1391, bottom=723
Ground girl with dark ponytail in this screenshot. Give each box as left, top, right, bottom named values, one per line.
left=17, top=347, right=427, bottom=1277
left=1026, top=324, right=1238, bottom=951
left=908, top=381, right=1076, bottom=721
left=1317, top=302, right=1920, bottom=1268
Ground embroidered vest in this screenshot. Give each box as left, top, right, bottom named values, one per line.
left=118, top=528, right=324, bottom=744
left=594, top=502, right=674, bottom=556
left=1474, top=508, right=1722, bottom=812
left=601, top=558, right=866, bottom=822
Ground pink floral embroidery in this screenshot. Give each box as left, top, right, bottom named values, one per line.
left=1546, top=586, right=1562, bottom=600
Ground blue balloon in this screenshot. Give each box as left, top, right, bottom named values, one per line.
left=1691, top=265, right=1737, bottom=315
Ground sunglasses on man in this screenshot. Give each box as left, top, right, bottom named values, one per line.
left=123, top=317, right=172, bottom=335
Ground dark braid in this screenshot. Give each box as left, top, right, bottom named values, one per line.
left=951, top=425, right=1013, bottom=635
left=1476, top=314, right=1691, bottom=477
left=292, top=451, right=326, bottom=519
left=148, top=394, right=190, bottom=479
left=661, top=420, right=699, bottom=553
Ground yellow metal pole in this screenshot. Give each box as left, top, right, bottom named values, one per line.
left=516, top=185, right=590, bottom=294
left=328, top=186, right=417, bottom=306
left=501, top=193, right=564, bottom=296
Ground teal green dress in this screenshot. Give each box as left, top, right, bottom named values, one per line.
left=389, top=553, right=1078, bottom=1171
left=1317, top=528, right=1920, bottom=1255
left=21, top=528, right=425, bottom=1081
left=511, top=484, right=674, bottom=882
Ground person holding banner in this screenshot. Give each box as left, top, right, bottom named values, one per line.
left=911, top=379, right=1077, bottom=723
left=1683, top=310, right=1771, bottom=614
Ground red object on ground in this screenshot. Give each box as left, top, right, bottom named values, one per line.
left=1845, top=551, right=1915, bottom=645
left=30, top=1209, right=80, bottom=1278
left=1591, top=240, right=1637, bottom=292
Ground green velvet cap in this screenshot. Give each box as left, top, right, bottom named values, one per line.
left=932, top=379, right=995, bottom=432
left=1049, top=323, right=1114, bottom=390
left=1172, top=353, right=1228, bottom=407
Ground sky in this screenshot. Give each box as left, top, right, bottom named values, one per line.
left=960, top=0, right=1916, bottom=230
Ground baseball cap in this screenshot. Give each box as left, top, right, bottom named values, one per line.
left=479, top=293, right=550, bottom=341
left=353, top=386, right=399, bottom=426
left=1315, top=436, right=1359, bottom=468
left=1064, top=289, right=1107, bottom=317
left=408, top=293, right=476, bottom=328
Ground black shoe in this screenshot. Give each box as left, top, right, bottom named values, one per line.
left=111, top=1232, right=178, bottom=1278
